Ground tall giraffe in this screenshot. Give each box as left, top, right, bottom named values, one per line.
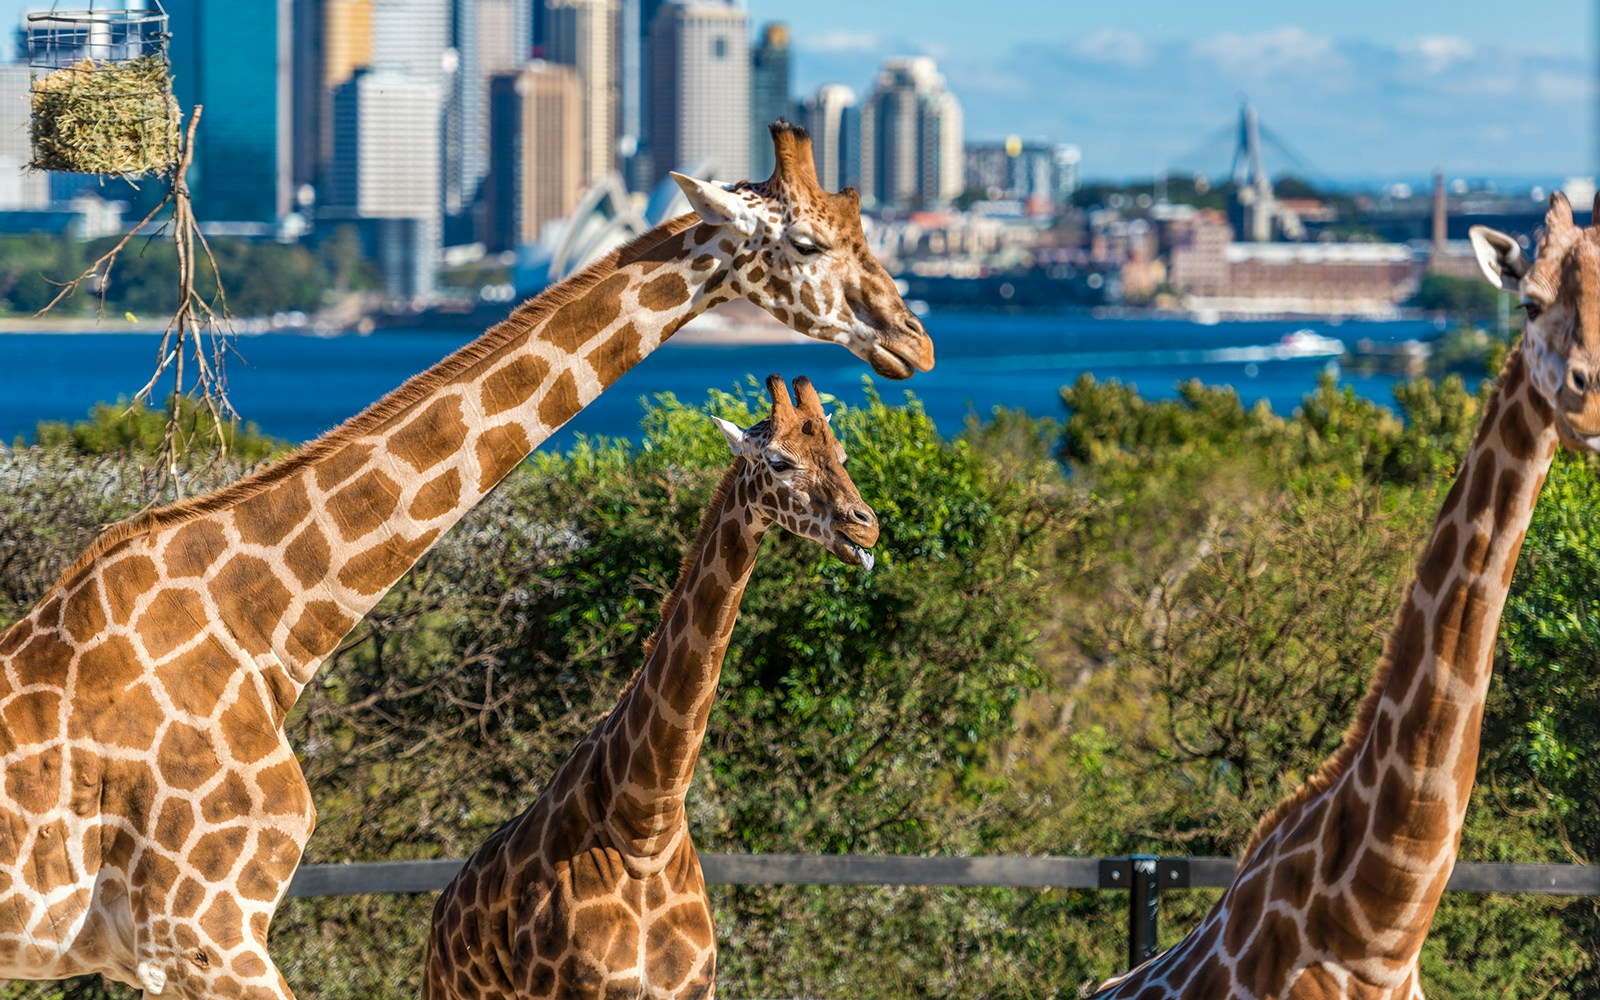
left=1092, top=193, right=1598, bottom=999
left=0, top=123, right=929, bottom=998
left=423, top=374, right=875, bottom=1000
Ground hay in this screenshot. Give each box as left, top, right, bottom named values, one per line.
left=29, top=55, right=179, bottom=176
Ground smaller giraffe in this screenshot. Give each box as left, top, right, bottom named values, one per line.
left=424, top=374, right=879, bottom=1000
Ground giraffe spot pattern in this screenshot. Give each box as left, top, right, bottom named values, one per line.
left=210, top=555, right=294, bottom=657
left=337, top=528, right=442, bottom=596
left=313, top=442, right=373, bottom=490
left=536, top=372, right=581, bottom=437
left=390, top=396, right=469, bottom=473
left=638, top=273, right=690, bottom=312
left=411, top=467, right=464, bottom=521
left=235, top=478, right=312, bottom=548
left=475, top=423, right=534, bottom=494
left=480, top=355, right=552, bottom=416
left=585, top=323, right=644, bottom=387
left=165, top=519, right=230, bottom=578
left=283, top=523, right=331, bottom=589
left=327, top=468, right=404, bottom=542
left=546, top=273, right=628, bottom=352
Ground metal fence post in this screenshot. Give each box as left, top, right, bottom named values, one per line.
left=1098, top=855, right=1192, bottom=971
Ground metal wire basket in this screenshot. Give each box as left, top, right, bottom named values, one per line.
left=26, top=1, right=180, bottom=176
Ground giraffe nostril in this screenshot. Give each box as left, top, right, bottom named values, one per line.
left=850, top=508, right=875, bottom=525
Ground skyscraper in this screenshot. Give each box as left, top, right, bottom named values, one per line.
left=648, top=2, right=748, bottom=185
left=320, top=0, right=373, bottom=186
left=800, top=83, right=858, bottom=194
left=485, top=62, right=583, bottom=251
left=372, top=0, right=451, bottom=76
left=749, top=22, right=789, bottom=180
left=451, top=0, right=531, bottom=220
left=328, top=68, right=445, bottom=297
left=545, top=0, right=620, bottom=186
left=291, top=0, right=324, bottom=194
left=859, top=57, right=962, bottom=212
left=165, top=0, right=294, bottom=224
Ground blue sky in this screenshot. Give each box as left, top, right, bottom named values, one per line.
left=746, top=0, right=1596, bottom=185
left=3, top=1, right=1591, bottom=185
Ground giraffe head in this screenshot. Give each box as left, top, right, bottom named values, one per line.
left=711, top=374, right=880, bottom=569
left=672, top=121, right=935, bottom=380
left=1473, top=191, right=1600, bottom=450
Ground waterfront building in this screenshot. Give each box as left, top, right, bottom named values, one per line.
left=859, top=56, right=962, bottom=212
left=545, top=0, right=620, bottom=186
left=165, top=0, right=294, bottom=224
left=328, top=68, right=445, bottom=298
left=485, top=62, right=583, bottom=251
left=648, top=1, right=749, bottom=185
left=964, top=138, right=1080, bottom=212
left=800, top=84, right=858, bottom=193
left=749, top=22, right=790, bottom=179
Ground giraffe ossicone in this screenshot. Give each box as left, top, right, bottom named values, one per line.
left=0, top=123, right=923, bottom=997
left=1094, top=191, right=1600, bottom=999
left=425, top=373, right=878, bottom=1000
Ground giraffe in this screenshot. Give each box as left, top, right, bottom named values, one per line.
left=1092, top=192, right=1600, bottom=999
left=0, top=122, right=929, bottom=999
left=423, top=374, right=875, bottom=1000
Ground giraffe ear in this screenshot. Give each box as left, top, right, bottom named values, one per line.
left=711, top=415, right=755, bottom=457
left=672, top=173, right=758, bottom=237
left=1469, top=225, right=1527, bottom=292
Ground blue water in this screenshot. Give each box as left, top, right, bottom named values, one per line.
left=0, top=313, right=1442, bottom=448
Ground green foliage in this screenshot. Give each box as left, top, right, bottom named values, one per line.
left=1412, top=272, right=1513, bottom=324
left=26, top=397, right=283, bottom=464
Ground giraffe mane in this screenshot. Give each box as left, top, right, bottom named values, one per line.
left=48, top=213, right=705, bottom=594
left=613, top=461, right=743, bottom=701
left=1241, top=345, right=1525, bottom=858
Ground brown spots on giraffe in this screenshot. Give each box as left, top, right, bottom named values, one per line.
left=1502, top=530, right=1528, bottom=590
left=155, top=798, right=196, bottom=849
left=285, top=600, right=357, bottom=666
left=240, top=829, right=302, bottom=902
left=2, top=690, right=59, bottom=747
left=1318, top=797, right=1365, bottom=884
left=256, top=759, right=313, bottom=819
left=746, top=264, right=766, bottom=285
left=155, top=638, right=239, bottom=717
left=218, top=688, right=282, bottom=767
left=1460, top=529, right=1491, bottom=577
left=0, top=618, right=32, bottom=656
left=717, top=238, right=735, bottom=254
left=232, top=952, right=268, bottom=979
left=410, top=467, right=463, bottom=522
left=284, top=524, right=331, bottom=589
left=1380, top=596, right=1428, bottom=699
left=767, top=277, right=796, bottom=306
left=547, top=273, right=629, bottom=351
left=1493, top=467, right=1527, bottom=529
left=1372, top=766, right=1451, bottom=847
left=69, top=634, right=143, bottom=725
left=645, top=912, right=712, bottom=988
left=1436, top=472, right=1466, bottom=525
left=210, top=555, right=294, bottom=658
left=7, top=745, right=60, bottom=813
left=336, top=528, right=441, bottom=596
left=1271, top=848, right=1317, bottom=911
left=135, top=587, right=209, bottom=660
left=313, top=442, right=373, bottom=491
left=60, top=578, right=108, bottom=646
left=538, top=370, right=581, bottom=433
left=476, top=423, right=534, bottom=494
left=1222, top=871, right=1267, bottom=954
left=201, top=892, right=246, bottom=949
left=1500, top=399, right=1538, bottom=460
left=158, top=722, right=220, bottom=792
left=389, top=396, right=469, bottom=474
left=586, top=323, right=645, bottom=387
left=1465, top=448, right=1498, bottom=517
left=236, top=477, right=314, bottom=549
left=172, top=875, right=206, bottom=919
left=202, top=772, right=255, bottom=825
left=570, top=898, right=643, bottom=969
left=327, top=468, right=403, bottom=543
left=164, top=519, right=229, bottom=578
left=1181, top=954, right=1234, bottom=998
left=100, top=555, right=159, bottom=625
left=800, top=283, right=819, bottom=316
left=22, top=818, right=70, bottom=892
left=689, top=254, right=714, bottom=271
left=638, top=273, right=690, bottom=312
left=191, top=825, right=249, bottom=883
left=481, top=354, right=552, bottom=416
left=1416, top=522, right=1457, bottom=596
left=1242, top=910, right=1303, bottom=997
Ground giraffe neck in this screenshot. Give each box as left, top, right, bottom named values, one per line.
left=1244, top=347, right=1559, bottom=976
left=84, top=214, right=736, bottom=720
left=598, top=464, right=766, bottom=856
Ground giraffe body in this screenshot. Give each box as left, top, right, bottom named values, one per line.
left=1092, top=194, right=1600, bottom=999
left=425, top=376, right=877, bottom=1000
left=0, top=124, right=926, bottom=997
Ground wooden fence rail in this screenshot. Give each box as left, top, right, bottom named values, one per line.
left=284, top=853, right=1600, bottom=898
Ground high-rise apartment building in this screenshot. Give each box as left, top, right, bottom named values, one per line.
left=319, top=0, right=373, bottom=187
left=0, top=65, right=47, bottom=209
left=545, top=0, right=620, bottom=186
left=800, top=83, right=858, bottom=194
left=485, top=62, right=583, bottom=250
left=749, top=22, right=789, bottom=180
left=647, top=1, right=748, bottom=185
left=328, top=68, right=444, bottom=297
left=859, top=56, right=962, bottom=211
left=373, top=0, right=451, bottom=76
left=451, top=0, right=531, bottom=218
left=165, top=0, right=294, bottom=223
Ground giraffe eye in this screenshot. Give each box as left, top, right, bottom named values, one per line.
left=790, top=234, right=825, bottom=256
left=1522, top=301, right=1543, bottom=321
left=767, top=452, right=794, bottom=472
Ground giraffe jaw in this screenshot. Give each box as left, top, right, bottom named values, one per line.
left=830, top=537, right=877, bottom=571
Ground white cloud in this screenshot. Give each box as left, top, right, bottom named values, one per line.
left=805, top=30, right=881, bottom=54
left=1399, top=34, right=1476, bottom=75
left=1072, top=27, right=1149, bottom=68
left=1191, top=27, right=1346, bottom=81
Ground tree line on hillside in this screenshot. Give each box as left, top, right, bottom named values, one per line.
left=1, top=365, right=1597, bottom=998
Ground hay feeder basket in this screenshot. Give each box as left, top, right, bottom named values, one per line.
left=26, top=0, right=179, bottom=177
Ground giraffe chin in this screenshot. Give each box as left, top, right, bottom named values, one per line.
left=864, top=343, right=918, bottom=380
left=831, top=539, right=877, bottom=571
